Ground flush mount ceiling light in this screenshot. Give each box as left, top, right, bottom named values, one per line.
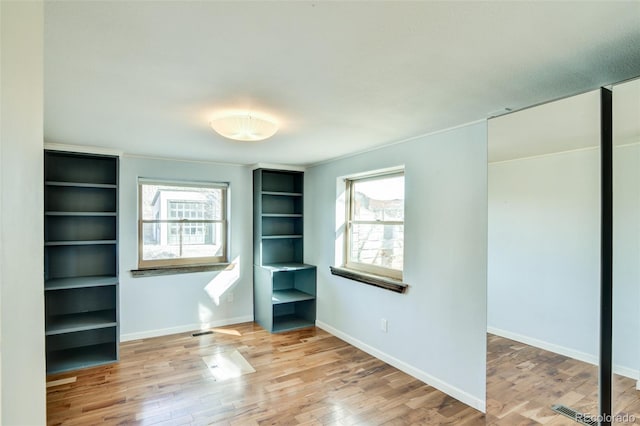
left=210, top=113, right=278, bottom=141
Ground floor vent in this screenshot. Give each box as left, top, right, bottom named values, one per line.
left=551, top=404, right=597, bottom=426
left=192, top=331, right=213, bottom=337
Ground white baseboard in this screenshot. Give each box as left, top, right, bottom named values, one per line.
left=488, top=326, right=639, bottom=380
left=316, top=320, right=486, bottom=413
left=120, top=315, right=254, bottom=342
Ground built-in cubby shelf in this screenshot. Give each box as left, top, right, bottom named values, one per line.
left=254, top=169, right=317, bottom=333
left=44, top=150, right=119, bottom=374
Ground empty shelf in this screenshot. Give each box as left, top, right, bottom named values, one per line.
left=46, top=181, right=117, bottom=189
left=46, top=343, right=117, bottom=374
left=45, top=240, right=117, bottom=246
left=262, top=263, right=316, bottom=272
left=271, top=315, right=314, bottom=333
left=261, top=213, right=303, bottom=218
left=46, top=310, right=117, bottom=335
left=272, top=289, right=315, bottom=305
left=45, top=211, right=117, bottom=217
left=261, top=191, right=303, bottom=197
left=261, top=235, right=303, bottom=240
left=45, top=276, right=118, bottom=291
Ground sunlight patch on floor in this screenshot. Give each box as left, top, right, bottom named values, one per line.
left=202, top=349, right=255, bottom=381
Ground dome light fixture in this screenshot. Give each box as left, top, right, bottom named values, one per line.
left=210, top=113, right=278, bottom=141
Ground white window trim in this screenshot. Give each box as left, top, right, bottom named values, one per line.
left=343, top=169, right=404, bottom=281
left=137, top=178, right=229, bottom=269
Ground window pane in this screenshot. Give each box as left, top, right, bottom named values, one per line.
left=141, top=184, right=223, bottom=221
left=352, top=175, right=404, bottom=221
left=141, top=222, right=224, bottom=261
left=349, top=223, right=403, bottom=271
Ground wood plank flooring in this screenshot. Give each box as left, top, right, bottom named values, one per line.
left=47, top=323, right=485, bottom=425
left=486, top=333, right=640, bottom=425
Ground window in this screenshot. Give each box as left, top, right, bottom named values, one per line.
left=344, top=171, right=404, bottom=280
left=138, top=180, right=228, bottom=268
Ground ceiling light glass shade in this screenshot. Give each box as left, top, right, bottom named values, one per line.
left=210, top=114, right=278, bottom=141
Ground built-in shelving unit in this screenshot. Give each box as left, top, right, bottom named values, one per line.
left=44, top=150, right=119, bottom=374
left=253, top=169, right=316, bottom=333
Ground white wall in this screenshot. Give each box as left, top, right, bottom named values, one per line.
left=487, top=149, right=601, bottom=361
left=305, top=122, right=488, bottom=411
left=0, top=1, right=46, bottom=424
left=119, top=156, right=254, bottom=340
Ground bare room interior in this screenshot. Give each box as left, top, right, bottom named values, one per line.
left=1, top=1, right=640, bottom=425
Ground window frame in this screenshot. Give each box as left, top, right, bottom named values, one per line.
left=343, top=170, right=405, bottom=281
left=137, top=179, right=229, bottom=269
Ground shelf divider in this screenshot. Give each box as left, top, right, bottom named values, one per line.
left=45, top=240, right=117, bottom=246
left=46, top=181, right=117, bottom=189
left=45, top=276, right=118, bottom=291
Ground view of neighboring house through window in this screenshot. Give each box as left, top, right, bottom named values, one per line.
left=345, top=171, right=404, bottom=280
left=138, top=179, right=228, bottom=268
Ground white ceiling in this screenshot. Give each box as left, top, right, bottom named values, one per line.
left=44, top=1, right=640, bottom=166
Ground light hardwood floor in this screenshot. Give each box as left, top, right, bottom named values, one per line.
left=47, top=323, right=485, bottom=425
left=486, top=333, right=640, bottom=425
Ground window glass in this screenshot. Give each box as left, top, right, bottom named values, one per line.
left=138, top=181, right=227, bottom=268
left=346, top=172, right=404, bottom=279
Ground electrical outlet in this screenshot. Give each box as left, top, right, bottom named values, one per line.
left=227, top=291, right=234, bottom=303
left=380, top=318, right=388, bottom=333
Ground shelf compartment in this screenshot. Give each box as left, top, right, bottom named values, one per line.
left=45, top=244, right=116, bottom=279
left=261, top=194, right=302, bottom=215
left=272, top=300, right=316, bottom=333
left=46, top=342, right=117, bottom=374
left=271, top=315, right=315, bottom=333
left=45, top=215, right=116, bottom=242
left=261, top=170, right=303, bottom=194
left=45, top=286, right=116, bottom=317
left=260, top=238, right=302, bottom=264
left=45, top=185, right=116, bottom=213
left=261, top=213, right=302, bottom=218
left=272, top=289, right=315, bottom=305
left=46, top=309, right=117, bottom=335
left=46, top=326, right=118, bottom=374
left=262, top=216, right=302, bottom=237
left=273, top=267, right=316, bottom=296
left=45, top=151, right=117, bottom=185
left=45, top=276, right=118, bottom=291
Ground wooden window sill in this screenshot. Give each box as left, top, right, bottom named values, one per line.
left=131, top=263, right=232, bottom=277
left=329, top=266, right=408, bottom=293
